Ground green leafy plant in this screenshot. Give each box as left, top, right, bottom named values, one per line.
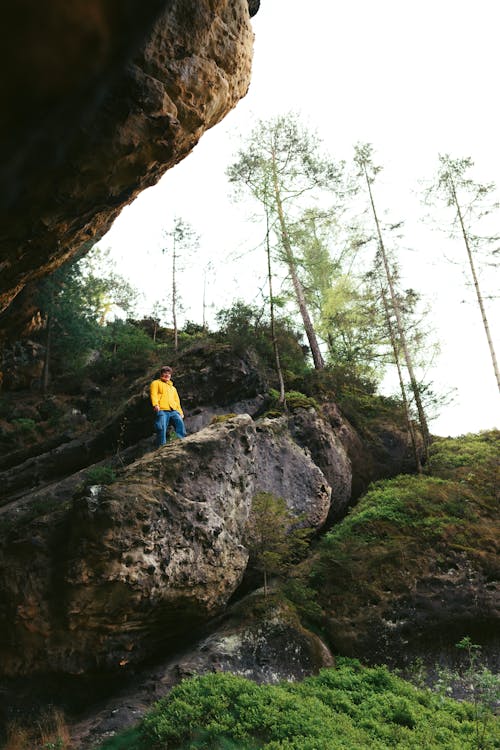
left=97, top=662, right=500, bottom=749
left=11, top=417, right=37, bottom=433
left=452, top=638, right=499, bottom=748
left=85, top=466, right=116, bottom=485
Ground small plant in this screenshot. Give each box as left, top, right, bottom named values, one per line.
left=4, top=708, right=71, bottom=750
left=246, top=492, right=312, bottom=596
left=11, top=417, right=37, bottom=433
left=85, top=465, right=116, bottom=485
left=115, top=416, right=128, bottom=468
left=453, top=637, right=500, bottom=748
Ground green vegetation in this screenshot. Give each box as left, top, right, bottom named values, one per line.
left=246, top=492, right=312, bottom=595
left=85, top=466, right=117, bottom=485
left=98, top=660, right=499, bottom=749
left=11, top=417, right=37, bottom=433
left=268, top=388, right=319, bottom=412
left=210, top=414, right=238, bottom=425
left=215, top=301, right=308, bottom=382
left=309, top=431, right=499, bottom=636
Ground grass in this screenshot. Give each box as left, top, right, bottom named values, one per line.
left=3, top=708, right=71, bottom=750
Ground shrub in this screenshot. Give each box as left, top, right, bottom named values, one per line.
left=11, top=417, right=37, bottom=433
left=91, top=321, right=156, bottom=381
left=97, top=663, right=500, bottom=749
left=85, top=466, right=116, bottom=485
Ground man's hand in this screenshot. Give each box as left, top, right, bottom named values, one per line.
left=154, top=405, right=160, bottom=412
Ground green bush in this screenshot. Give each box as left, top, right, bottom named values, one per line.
left=85, top=466, right=116, bottom=485
left=91, top=321, right=156, bottom=381
left=11, top=417, right=37, bottom=433
left=97, top=662, right=499, bottom=749
left=427, top=431, right=499, bottom=501
left=214, top=301, right=308, bottom=380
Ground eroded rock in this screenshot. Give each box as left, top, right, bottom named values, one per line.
left=0, top=0, right=255, bottom=339
left=0, top=414, right=333, bottom=676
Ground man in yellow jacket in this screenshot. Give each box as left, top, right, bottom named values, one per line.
left=150, top=366, right=186, bottom=446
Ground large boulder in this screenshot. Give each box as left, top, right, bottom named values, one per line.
left=0, top=415, right=333, bottom=676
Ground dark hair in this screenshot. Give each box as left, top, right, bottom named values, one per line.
left=160, top=366, right=173, bottom=374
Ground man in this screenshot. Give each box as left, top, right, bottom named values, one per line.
left=150, top=366, right=186, bottom=447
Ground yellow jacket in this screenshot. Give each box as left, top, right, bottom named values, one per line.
left=150, top=379, right=184, bottom=417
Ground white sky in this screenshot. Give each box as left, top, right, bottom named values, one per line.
left=103, top=0, right=500, bottom=437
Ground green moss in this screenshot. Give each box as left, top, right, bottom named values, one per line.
left=97, top=662, right=499, bottom=749
left=313, top=432, right=499, bottom=616
left=210, top=414, right=238, bottom=425
left=268, top=389, right=319, bottom=412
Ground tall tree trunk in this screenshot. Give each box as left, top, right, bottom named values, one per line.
left=265, top=202, right=286, bottom=404
left=450, top=178, right=500, bottom=392
left=172, top=238, right=178, bottom=351
left=378, top=277, right=422, bottom=473
left=271, top=150, right=325, bottom=370
left=363, top=164, right=430, bottom=456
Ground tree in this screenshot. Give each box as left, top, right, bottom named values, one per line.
left=245, top=492, right=312, bottom=597
left=425, top=155, right=500, bottom=392
left=228, top=114, right=345, bottom=370
left=36, top=246, right=139, bottom=389
left=161, top=217, right=199, bottom=351
left=354, top=143, right=431, bottom=458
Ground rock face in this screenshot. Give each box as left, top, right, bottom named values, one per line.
left=324, top=552, right=500, bottom=668
left=287, top=408, right=352, bottom=520
left=0, top=415, right=333, bottom=676
left=0, top=0, right=255, bottom=339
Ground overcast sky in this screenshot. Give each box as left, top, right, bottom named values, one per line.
left=104, top=0, right=500, bottom=436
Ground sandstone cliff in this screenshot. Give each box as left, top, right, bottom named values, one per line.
left=0, top=0, right=255, bottom=341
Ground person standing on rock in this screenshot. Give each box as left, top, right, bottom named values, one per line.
left=150, top=366, right=186, bottom=446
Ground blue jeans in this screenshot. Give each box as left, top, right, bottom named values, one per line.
left=154, top=410, right=186, bottom=446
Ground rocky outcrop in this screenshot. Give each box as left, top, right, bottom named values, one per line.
left=0, top=0, right=255, bottom=340
left=287, top=408, right=352, bottom=520
left=324, top=552, right=500, bottom=668
left=0, top=415, right=333, bottom=676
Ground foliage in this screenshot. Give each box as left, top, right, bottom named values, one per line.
left=438, top=638, right=500, bottom=748
left=3, top=708, right=71, bottom=750
left=268, top=388, right=319, bottom=412
left=313, top=431, right=499, bottom=619
left=11, top=417, right=37, bottom=433
left=215, top=301, right=308, bottom=380
left=97, top=662, right=500, bottom=749
left=246, top=492, right=312, bottom=595
left=85, top=465, right=117, bottom=485
left=35, top=246, right=139, bottom=380
left=427, top=430, right=499, bottom=499
left=90, top=320, right=156, bottom=381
